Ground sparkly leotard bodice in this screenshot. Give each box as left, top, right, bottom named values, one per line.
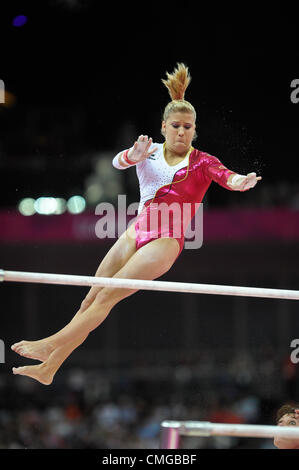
left=114, top=143, right=236, bottom=256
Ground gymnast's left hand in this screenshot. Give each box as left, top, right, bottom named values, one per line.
left=229, top=172, right=262, bottom=191
left=240, top=172, right=262, bottom=191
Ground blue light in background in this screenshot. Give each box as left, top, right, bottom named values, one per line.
left=12, top=15, right=28, bottom=27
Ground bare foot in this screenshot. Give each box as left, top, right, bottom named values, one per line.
left=12, top=363, right=54, bottom=385
left=11, top=339, right=54, bottom=362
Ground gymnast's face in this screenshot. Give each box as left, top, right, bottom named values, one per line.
left=162, top=112, right=196, bottom=155
left=274, top=413, right=299, bottom=449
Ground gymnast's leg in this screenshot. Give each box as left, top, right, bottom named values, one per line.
left=11, top=223, right=138, bottom=363
left=12, top=237, right=180, bottom=384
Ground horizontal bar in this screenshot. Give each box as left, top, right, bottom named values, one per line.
left=160, top=426, right=180, bottom=450
left=1, top=269, right=299, bottom=300
left=161, top=420, right=299, bottom=439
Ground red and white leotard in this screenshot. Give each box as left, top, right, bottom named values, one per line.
left=114, top=143, right=236, bottom=257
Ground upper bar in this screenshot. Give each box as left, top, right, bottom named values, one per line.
left=1, top=269, right=299, bottom=300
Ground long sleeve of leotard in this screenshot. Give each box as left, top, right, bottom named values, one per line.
left=201, top=154, right=237, bottom=191
left=112, top=150, right=128, bottom=170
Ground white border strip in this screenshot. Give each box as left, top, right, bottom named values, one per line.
left=1, top=269, right=299, bottom=300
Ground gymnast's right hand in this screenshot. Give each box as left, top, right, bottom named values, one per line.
left=127, top=135, right=158, bottom=163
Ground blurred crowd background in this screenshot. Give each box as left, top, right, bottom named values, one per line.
left=0, top=348, right=298, bottom=449
left=0, top=0, right=299, bottom=450
left=0, top=350, right=298, bottom=449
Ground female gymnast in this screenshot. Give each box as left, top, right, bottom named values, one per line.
left=11, top=63, right=262, bottom=384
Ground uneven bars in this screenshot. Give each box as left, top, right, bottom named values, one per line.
left=0, top=269, right=299, bottom=300
left=160, top=421, right=299, bottom=449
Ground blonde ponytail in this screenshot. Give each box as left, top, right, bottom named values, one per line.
left=162, top=63, right=196, bottom=122
left=162, top=63, right=191, bottom=101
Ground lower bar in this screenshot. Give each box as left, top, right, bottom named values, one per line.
left=160, top=420, right=299, bottom=441
left=160, top=426, right=180, bottom=449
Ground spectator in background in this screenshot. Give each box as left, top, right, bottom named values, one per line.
left=274, top=404, right=299, bottom=449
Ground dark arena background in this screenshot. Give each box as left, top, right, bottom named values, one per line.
left=0, top=0, right=299, bottom=456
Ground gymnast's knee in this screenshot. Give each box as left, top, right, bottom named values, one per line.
left=92, top=287, right=129, bottom=311
left=80, top=296, right=95, bottom=312
left=93, top=289, right=115, bottom=307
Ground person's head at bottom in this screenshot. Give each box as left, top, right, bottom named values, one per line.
left=274, top=404, right=299, bottom=449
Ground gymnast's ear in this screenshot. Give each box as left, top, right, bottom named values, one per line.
left=161, top=121, right=166, bottom=137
